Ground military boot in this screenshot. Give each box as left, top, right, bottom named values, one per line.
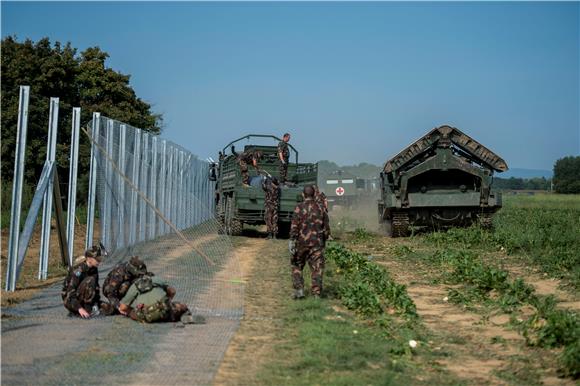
left=293, top=289, right=305, bottom=300
left=180, top=312, right=206, bottom=325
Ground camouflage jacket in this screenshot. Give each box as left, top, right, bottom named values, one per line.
left=102, top=262, right=136, bottom=304
left=61, top=262, right=100, bottom=311
left=277, top=141, right=289, bottom=162
left=262, top=179, right=281, bottom=208
left=290, top=197, right=330, bottom=249
left=315, top=191, right=328, bottom=212
left=238, top=150, right=259, bottom=164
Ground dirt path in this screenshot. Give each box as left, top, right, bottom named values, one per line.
left=1, top=231, right=243, bottom=386
left=353, top=238, right=574, bottom=386
left=214, top=235, right=289, bottom=386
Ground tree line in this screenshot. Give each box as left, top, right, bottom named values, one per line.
left=1, top=36, right=162, bottom=205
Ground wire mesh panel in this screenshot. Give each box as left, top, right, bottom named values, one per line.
left=2, top=116, right=244, bottom=385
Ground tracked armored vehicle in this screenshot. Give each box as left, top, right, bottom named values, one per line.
left=210, top=134, right=318, bottom=236
left=378, top=125, right=508, bottom=236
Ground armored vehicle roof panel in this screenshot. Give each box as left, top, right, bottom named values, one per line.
left=384, top=125, right=508, bottom=174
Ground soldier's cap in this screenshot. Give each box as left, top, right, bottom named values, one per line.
left=254, top=150, right=263, bottom=158
left=84, top=245, right=103, bottom=262
left=127, top=256, right=147, bottom=276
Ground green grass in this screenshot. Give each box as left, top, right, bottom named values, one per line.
left=426, top=194, right=580, bottom=290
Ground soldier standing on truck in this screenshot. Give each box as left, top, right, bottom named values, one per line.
left=288, top=185, right=330, bottom=299
left=234, top=147, right=263, bottom=187
left=277, top=133, right=291, bottom=184
left=262, top=176, right=281, bottom=239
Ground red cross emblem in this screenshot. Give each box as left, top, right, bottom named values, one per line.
left=336, top=187, right=345, bottom=196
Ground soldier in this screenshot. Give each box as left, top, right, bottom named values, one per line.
left=288, top=185, right=330, bottom=299
left=236, top=149, right=263, bottom=186
left=62, top=245, right=108, bottom=318
left=277, top=133, right=291, bottom=184
left=102, top=256, right=148, bottom=313
left=118, top=275, right=200, bottom=324
left=261, top=176, right=281, bottom=239
left=313, top=185, right=328, bottom=213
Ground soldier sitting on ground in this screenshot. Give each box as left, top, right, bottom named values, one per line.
left=118, top=275, right=202, bottom=324
left=102, top=256, right=148, bottom=315
left=261, top=175, right=281, bottom=239
left=62, top=245, right=112, bottom=318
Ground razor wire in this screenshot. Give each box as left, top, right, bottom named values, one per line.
left=2, top=115, right=245, bottom=385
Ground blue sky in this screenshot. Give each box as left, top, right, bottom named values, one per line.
left=2, top=1, right=579, bottom=171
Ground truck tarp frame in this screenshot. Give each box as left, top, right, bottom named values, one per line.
left=222, top=134, right=299, bottom=164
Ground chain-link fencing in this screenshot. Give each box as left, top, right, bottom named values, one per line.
left=2, top=114, right=243, bottom=385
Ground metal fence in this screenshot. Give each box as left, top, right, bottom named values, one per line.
left=84, top=114, right=216, bottom=256
left=4, top=88, right=244, bottom=385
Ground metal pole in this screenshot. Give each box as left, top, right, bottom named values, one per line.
left=129, top=129, right=141, bottom=245
left=86, top=112, right=100, bottom=250
left=150, top=136, right=158, bottom=239
left=178, top=150, right=185, bottom=230
left=118, top=124, right=126, bottom=249
left=166, top=146, right=174, bottom=233
left=159, top=140, right=167, bottom=235
left=39, top=97, right=59, bottom=280
left=103, top=119, right=114, bottom=250
left=66, top=107, right=81, bottom=265
left=140, top=133, right=149, bottom=241
left=5, top=85, right=30, bottom=291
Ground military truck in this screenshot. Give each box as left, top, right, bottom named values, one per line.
left=378, top=125, right=508, bottom=236
left=210, top=134, right=318, bottom=236
left=317, top=170, right=358, bottom=209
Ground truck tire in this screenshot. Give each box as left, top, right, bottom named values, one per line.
left=277, top=222, right=291, bottom=239
left=225, top=194, right=243, bottom=236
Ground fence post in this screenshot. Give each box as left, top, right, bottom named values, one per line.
left=38, top=97, right=59, bottom=280
left=159, top=140, right=167, bottom=235
left=140, top=132, right=150, bottom=241
left=102, top=119, right=114, bottom=249
left=150, top=136, right=158, bottom=239
left=129, top=129, right=141, bottom=245
left=118, top=124, right=127, bottom=249
left=86, top=112, right=100, bottom=250
left=5, top=86, right=30, bottom=291
left=66, top=107, right=81, bottom=265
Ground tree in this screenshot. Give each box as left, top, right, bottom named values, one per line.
left=553, top=156, right=580, bottom=194
left=1, top=36, right=162, bottom=202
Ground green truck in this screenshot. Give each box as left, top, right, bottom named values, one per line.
left=378, top=125, right=508, bottom=236
left=210, top=134, right=318, bottom=236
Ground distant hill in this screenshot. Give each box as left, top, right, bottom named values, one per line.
left=500, top=168, right=553, bottom=179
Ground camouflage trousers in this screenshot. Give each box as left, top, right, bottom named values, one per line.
left=103, top=282, right=132, bottom=311
left=279, top=162, right=288, bottom=184
left=130, top=298, right=190, bottom=323
left=264, top=204, right=279, bottom=235
left=239, top=160, right=250, bottom=185
left=63, top=276, right=99, bottom=314
left=291, top=247, right=325, bottom=295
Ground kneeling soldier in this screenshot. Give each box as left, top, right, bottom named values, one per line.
left=62, top=245, right=107, bottom=318
left=102, top=256, right=148, bottom=314
left=118, top=275, right=198, bottom=324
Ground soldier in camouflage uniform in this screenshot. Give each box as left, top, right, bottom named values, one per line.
left=61, top=245, right=106, bottom=318
left=261, top=176, right=281, bottom=239
left=313, top=185, right=329, bottom=213
left=236, top=149, right=263, bottom=186
left=119, top=275, right=196, bottom=324
left=277, top=133, right=291, bottom=184
left=289, top=185, right=330, bottom=299
left=102, top=256, right=148, bottom=313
